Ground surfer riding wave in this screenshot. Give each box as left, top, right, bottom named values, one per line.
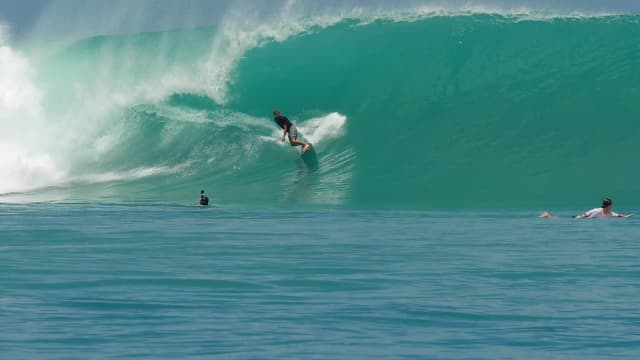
left=273, top=109, right=312, bottom=155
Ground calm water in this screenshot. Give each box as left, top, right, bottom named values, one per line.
left=1, top=203, right=639, bottom=359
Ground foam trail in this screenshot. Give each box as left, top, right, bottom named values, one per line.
left=298, top=113, right=347, bottom=145
left=69, top=164, right=191, bottom=185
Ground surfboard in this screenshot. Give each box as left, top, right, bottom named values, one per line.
left=300, top=144, right=318, bottom=168
left=301, top=143, right=314, bottom=156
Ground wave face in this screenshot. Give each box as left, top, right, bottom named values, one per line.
left=2, top=13, right=640, bottom=208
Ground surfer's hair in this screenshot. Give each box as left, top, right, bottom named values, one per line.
left=273, top=109, right=280, bottom=115
left=602, top=198, right=612, bottom=208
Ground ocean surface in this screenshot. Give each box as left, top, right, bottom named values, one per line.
left=2, top=5, right=640, bottom=359
left=2, top=204, right=639, bottom=359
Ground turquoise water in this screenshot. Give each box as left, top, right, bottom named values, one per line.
left=2, top=8, right=640, bottom=359
left=2, top=204, right=639, bottom=358
left=2, top=13, right=639, bottom=208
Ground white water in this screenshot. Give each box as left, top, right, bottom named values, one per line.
left=0, top=26, right=67, bottom=194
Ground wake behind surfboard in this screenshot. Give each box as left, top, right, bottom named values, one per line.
left=300, top=143, right=318, bottom=168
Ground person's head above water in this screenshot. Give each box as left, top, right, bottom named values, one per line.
left=198, top=190, right=209, bottom=205
left=602, top=197, right=612, bottom=209
left=273, top=109, right=280, bottom=116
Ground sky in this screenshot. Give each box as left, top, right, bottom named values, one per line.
left=1, top=0, right=639, bottom=43
left=0, top=0, right=234, bottom=41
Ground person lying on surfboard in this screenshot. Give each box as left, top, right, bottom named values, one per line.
left=539, top=197, right=631, bottom=218
left=273, top=109, right=312, bottom=155
left=574, top=197, right=631, bottom=218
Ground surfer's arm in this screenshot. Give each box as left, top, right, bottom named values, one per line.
left=576, top=208, right=598, bottom=219
left=281, top=125, right=289, bottom=142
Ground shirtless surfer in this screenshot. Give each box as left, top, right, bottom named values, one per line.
left=273, top=109, right=312, bottom=154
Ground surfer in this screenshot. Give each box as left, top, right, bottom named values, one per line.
left=539, top=197, right=631, bottom=218
left=198, top=190, right=209, bottom=206
left=273, top=109, right=312, bottom=154
left=574, top=197, right=630, bottom=218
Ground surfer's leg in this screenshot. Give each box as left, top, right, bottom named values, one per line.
left=288, top=126, right=310, bottom=150
left=288, top=131, right=307, bottom=147
left=290, top=138, right=311, bottom=151
left=289, top=138, right=306, bottom=147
